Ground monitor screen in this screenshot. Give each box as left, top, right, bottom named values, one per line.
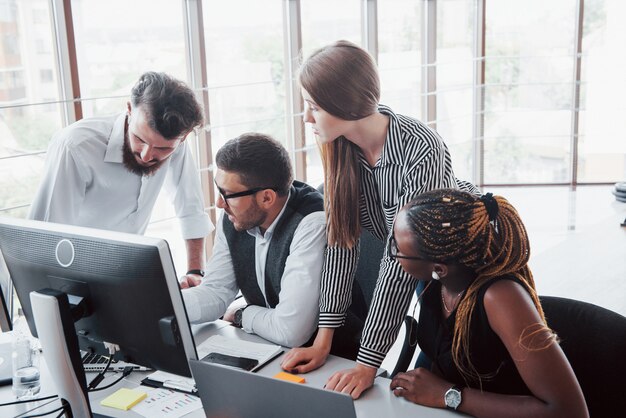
left=0, top=254, right=12, bottom=332
left=0, top=216, right=197, bottom=377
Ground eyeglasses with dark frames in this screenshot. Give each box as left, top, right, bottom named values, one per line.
left=388, top=234, right=427, bottom=261
left=216, top=185, right=278, bottom=202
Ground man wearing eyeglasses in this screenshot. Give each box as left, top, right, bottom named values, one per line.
left=28, top=71, right=213, bottom=283
left=180, top=133, right=326, bottom=348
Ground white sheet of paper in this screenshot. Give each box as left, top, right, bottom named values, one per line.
left=132, top=388, right=202, bottom=418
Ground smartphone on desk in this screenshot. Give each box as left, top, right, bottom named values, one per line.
left=201, top=352, right=259, bottom=371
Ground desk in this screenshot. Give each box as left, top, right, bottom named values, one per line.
left=0, top=323, right=459, bottom=418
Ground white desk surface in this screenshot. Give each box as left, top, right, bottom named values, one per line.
left=0, top=322, right=460, bottom=418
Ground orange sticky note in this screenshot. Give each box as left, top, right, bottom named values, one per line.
left=273, top=371, right=306, bottom=384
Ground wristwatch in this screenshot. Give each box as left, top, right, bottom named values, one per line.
left=186, top=269, right=205, bottom=277
left=233, top=306, right=248, bottom=328
left=444, top=385, right=463, bottom=410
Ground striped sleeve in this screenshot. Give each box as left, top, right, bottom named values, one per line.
left=356, top=259, right=418, bottom=367
left=356, top=132, right=462, bottom=367
left=318, top=243, right=360, bottom=327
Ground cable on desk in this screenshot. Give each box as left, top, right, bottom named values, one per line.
left=20, top=405, right=65, bottom=418
left=88, top=366, right=134, bottom=392
left=87, top=353, right=114, bottom=390
left=0, top=394, right=58, bottom=407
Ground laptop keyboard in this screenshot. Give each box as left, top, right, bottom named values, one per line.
left=81, top=351, right=150, bottom=373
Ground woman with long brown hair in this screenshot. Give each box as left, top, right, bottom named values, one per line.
left=281, top=40, right=477, bottom=398
left=388, top=189, right=587, bottom=417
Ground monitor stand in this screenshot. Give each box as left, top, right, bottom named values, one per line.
left=30, top=289, right=106, bottom=418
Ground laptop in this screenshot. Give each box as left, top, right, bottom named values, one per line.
left=190, top=359, right=357, bottom=418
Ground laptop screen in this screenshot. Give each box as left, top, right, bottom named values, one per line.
left=190, top=359, right=357, bottom=418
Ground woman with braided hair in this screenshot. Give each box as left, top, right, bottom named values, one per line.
left=389, top=189, right=587, bottom=417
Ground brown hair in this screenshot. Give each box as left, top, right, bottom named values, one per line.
left=403, top=189, right=549, bottom=383
left=131, top=71, right=204, bottom=140
left=216, top=133, right=293, bottom=196
left=299, top=40, right=380, bottom=248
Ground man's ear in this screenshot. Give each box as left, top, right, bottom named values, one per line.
left=126, top=101, right=132, bottom=115
left=258, top=189, right=277, bottom=209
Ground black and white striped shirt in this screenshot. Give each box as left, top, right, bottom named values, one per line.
left=319, top=104, right=478, bottom=368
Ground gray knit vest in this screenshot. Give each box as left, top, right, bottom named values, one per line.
left=222, top=181, right=323, bottom=308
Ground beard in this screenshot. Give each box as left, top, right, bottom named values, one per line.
left=227, top=201, right=267, bottom=232
left=122, top=132, right=166, bottom=177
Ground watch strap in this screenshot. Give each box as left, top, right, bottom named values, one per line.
left=233, top=305, right=248, bottom=328
left=186, top=269, right=205, bottom=277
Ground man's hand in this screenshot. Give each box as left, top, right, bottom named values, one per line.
left=179, top=273, right=202, bottom=289
left=325, top=363, right=377, bottom=399
left=222, top=306, right=237, bottom=323
left=389, top=368, right=450, bottom=408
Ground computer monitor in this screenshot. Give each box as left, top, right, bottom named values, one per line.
left=0, top=216, right=198, bottom=377
left=0, top=254, right=12, bottom=332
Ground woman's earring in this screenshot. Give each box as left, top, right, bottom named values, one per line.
left=431, top=271, right=440, bottom=281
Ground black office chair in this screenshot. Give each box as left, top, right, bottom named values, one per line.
left=540, top=296, right=626, bottom=418
left=316, top=184, right=418, bottom=376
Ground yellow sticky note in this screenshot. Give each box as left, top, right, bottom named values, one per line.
left=100, top=388, right=147, bottom=411
left=273, top=371, right=306, bottom=384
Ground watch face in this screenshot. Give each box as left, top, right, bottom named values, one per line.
left=445, top=388, right=462, bottom=409
left=234, top=309, right=243, bottom=327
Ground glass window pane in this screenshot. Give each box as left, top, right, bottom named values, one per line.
left=378, top=0, right=422, bottom=117
left=71, top=0, right=187, bottom=117
left=202, top=0, right=286, bottom=208
left=0, top=0, right=63, bottom=217
left=485, top=0, right=577, bottom=184
left=436, top=0, right=474, bottom=183
left=301, top=0, right=361, bottom=58
left=300, top=0, right=361, bottom=182
left=578, top=0, right=626, bottom=182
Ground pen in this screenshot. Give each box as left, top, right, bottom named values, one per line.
left=163, top=381, right=197, bottom=394
left=252, top=350, right=285, bottom=373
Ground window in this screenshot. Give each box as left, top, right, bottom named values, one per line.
left=436, top=0, right=475, bottom=182
left=39, top=69, right=53, bottom=83
left=71, top=0, right=187, bottom=117
left=378, top=0, right=422, bottom=118
left=577, top=0, right=626, bottom=182
left=0, top=0, right=61, bottom=219
left=484, top=0, right=577, bottom=184
left=300, top=0, right=361, bottom=186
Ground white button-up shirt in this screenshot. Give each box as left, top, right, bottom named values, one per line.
left=28, top=113, right=212, bottom=239
left=183, top=199, right=326, bottom=348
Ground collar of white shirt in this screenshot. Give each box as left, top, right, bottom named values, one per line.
left=103, top=113, right=127, bottom=164
left=245, top=190, right=292, bottom=242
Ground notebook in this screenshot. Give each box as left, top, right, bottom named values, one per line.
left=196, top=335, right=283, bottom=372
left=190, top=359, right=357, bottom=418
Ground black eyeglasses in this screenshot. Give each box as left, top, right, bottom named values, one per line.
left=216, top=185, right=277, bottom=202
left=388, top=234, right=426, bottom=261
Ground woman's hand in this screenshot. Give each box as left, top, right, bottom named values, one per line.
left=389, top=368, right=450, bottom=408
left=325, top=363, right=377, bottom=399
left=281, top=328, right=334, bottom=374
left=281, top=345, right=330, bottom=374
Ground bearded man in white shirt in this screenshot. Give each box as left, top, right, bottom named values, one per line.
left=180, top=133, right=326, bottom=348
left=29, top=72, right=213, bottom=282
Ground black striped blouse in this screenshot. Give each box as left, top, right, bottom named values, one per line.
left=319, top=104, right=478, bottom=368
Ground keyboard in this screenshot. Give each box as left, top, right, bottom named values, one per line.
left=81, top=351, right=151, bottom=373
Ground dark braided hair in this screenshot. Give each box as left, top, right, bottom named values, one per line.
left=403, top=188, right=548, bottom=383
